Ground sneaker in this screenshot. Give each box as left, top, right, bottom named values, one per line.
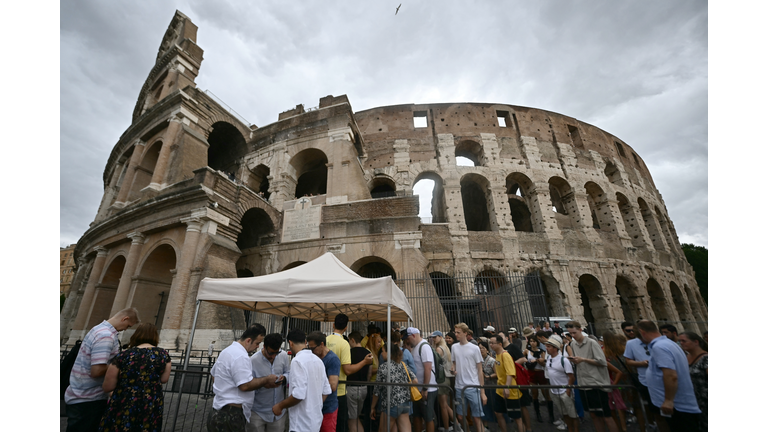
left=556, top=424, right=567, bottom=431
left=553, top=419, right=565, bottom=426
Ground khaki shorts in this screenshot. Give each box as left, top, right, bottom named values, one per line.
left=550, top=391, right=577, bottom=419
left=347, top=386, right=367, bottom=419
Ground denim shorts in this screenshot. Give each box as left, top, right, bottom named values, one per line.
left=456, top=387, right=484, bottom=418
left=388, top=402, right=410, bottom=418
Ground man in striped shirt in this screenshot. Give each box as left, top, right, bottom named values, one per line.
left=64, top=307, right=139, bottom=432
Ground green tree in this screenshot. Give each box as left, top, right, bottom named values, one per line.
left=681, top=243, right=707, bottom=304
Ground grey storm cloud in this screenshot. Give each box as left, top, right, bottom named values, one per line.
left=60, top=0, right=707, bottom=247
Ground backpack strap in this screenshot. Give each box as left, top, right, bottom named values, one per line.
left=418, top=341, right=436, bottom=374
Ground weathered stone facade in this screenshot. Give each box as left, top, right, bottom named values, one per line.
left=60, top=12, right=707, bottom=348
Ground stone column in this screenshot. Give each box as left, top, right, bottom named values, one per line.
left=60, top=257, right=89, bottom=341
left=162, top=217, right=204, bottom=330
left=109, top=232, right=146, bottom=315
left=71, top=247, right=109, bottom=330
left=113, top=140, right=146, bottom=206
left=148, top=114, right=184, bottom=190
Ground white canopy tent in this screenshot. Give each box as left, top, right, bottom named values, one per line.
left=176, top=253, right=418, bottom=432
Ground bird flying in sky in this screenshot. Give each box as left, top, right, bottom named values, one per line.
left=396, top=4, right=401, bottom=15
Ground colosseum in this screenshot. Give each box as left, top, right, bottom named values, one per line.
left=60, top=11, right=707, bottom=349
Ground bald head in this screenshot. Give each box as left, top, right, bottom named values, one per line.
left=109, top=307, right=140, bottom=331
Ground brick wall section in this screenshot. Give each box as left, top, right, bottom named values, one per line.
left=468, top=231, right=504, bottom=252
left=322, top=196, right=419, bottom=222
left=420, top=225, right=453, bottom=253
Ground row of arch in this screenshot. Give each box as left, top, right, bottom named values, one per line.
left=413, top=170, right=678, bottom=250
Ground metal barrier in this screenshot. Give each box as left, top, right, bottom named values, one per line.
left=457, top=383, right=648, bottom=432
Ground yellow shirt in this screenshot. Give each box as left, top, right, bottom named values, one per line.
left=326, top=333, right=351, bottom=396
left=495, top=351, right=522, bottom=399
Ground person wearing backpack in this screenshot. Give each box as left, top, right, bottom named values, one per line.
left=451, top=323, right=487, bottom=432
left=430, top=331, right=454, bottom=432
left=404, top=327, right=438, bottom=432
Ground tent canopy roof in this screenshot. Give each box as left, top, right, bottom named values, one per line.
left=196, top=253, right=413, bottom=322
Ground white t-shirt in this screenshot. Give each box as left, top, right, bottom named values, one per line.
left=545, top=352, right=574, bottom=394
left=451, top=342, right=483, bottom=390
left=410, top=340, right=438, bottom=392
left=288, top=350, right=332, bottom=431
left=211, top=342, right=255, bottom=421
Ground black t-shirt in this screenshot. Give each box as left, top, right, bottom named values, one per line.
left=505, top=342, right=525, bottom=361
left=347, top=347, right=371, bottom=383
left=553, top=327, right=564, bottom=337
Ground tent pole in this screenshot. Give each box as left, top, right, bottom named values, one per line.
left=387, top=303, right=391, bottom=432
left=172, top=299, right=201, bottom=431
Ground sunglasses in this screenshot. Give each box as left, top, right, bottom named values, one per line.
left=265, top=348, right=283, bottom=357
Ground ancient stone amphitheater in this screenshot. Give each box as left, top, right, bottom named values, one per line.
left=60, top=11, right=707, bottom=349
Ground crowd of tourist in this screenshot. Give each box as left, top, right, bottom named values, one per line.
left=62, top=310, right=707, bottom=432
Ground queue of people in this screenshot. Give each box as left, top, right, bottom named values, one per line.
left=63, top=311, right=707, bottom=432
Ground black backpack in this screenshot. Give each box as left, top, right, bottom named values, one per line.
left=60, top=341, right=82, bottom=399
left=418, top=341, right=446, bottom=383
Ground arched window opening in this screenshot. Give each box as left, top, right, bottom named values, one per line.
left=352, top=257, right=396, bottom=279
left=237, top=208, right=276, bottom=250
left=638, top=198, right=666, bottom=250
left=455, top=140, right=485, bottom=167
left=506, top=174, right=535, bottom=233
left=133, top=244, right=176, bottom=329
left=646, top=277, right=672, bottom=322
left=207, top=122, right=248, bottom=175
left=669, top=282, right=694, bottom=330
left=474, top=270, right=507, bottom=294
left=86, top=255, right=126, bottom=329
left=604, top=161, right=623, bottom=186
left=290, top=149, right=328, bottom=198
left=414, top=172, right=447, bottom=223
left=685, top=284, right=707, bottom=326
left=247, top=164, right=271, bottom=200
left=585, top=182, right=614, bottom=231
left=656, top=207, right=677, bottom=250
left=430, top=272, right=457, bottom=298
left=281, top=261, right=306, bottom=272
left=616, top=276, right=643, bottom=323
left=461, top=174, right=493, bottom=232
left=548, top=177, right=572, bottom=214
left=370, top=177, right=397, bottom=199
left=128, top=141, right=163, bottom=201
left=578, top=274, right=611, bottom=335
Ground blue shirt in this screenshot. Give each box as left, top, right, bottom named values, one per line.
left=645, top=336, right=701, bottom=414
left=402, top=346, right=416, bottom=376
left=623, top=338, right=650, bottom=386
left=321, top=350, right=341, bottom=414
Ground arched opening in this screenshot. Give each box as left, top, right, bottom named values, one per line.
left=370, top=176, right=397, bottom=199
left=207, top=122, right=248, bottom=174
left=290, top=148, right=328, bottom=198
left=351, top=256, right=396, bottom=279
left=280, top=261, right=306, bottom=272
left=414, top=172, right=447, bottom=223
left=646, top=277, right=672, bottom=322
left=615, top=275, right=643, bottom=323
left=506, top=173, right=535, bottom=233
left=237, top=208, right=276, bottom=250
left=128, top=141, right=162, bottom=200
left=585, top=182, right=614, bottom=232
left=578, top=274, right=611, bottom=335
left=604, top=161, right=623, bottom=186
left=685, top=284, right=707, bottom=327
left=455, top=140, right=485, bottom=166
left=638, top=198, right=666, bottom=250
left=247, top=164, right=271, bottom=199
left=538, top=273, right=565, bottom=317
left=461, top=173, right=494, bottom=232
left=656, top=207, right=678, bottom=251
left=669, top=281, right=694, bottom=330
left=86, top=255, right=126, bottom=329
left=430, top=271, right=457, bottom=298
left=549, top=177, right=578, bottom=229
left=616, top=193, right=645, bottom=247
left=132, top=244, right=176, bottom=329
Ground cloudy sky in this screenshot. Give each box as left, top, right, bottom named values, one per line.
left=60, top=1, right=708, bottom=247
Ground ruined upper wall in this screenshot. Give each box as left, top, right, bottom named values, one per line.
left=354, top=102, right=653, bottom=185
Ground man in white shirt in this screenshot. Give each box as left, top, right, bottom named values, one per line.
left=451, top=323, right=487, bottom=432
left=248, top=333, right=291, bottom=432
left=543, top=336, right=576, bottom=432
left=209, top=324, right=279, bottom=432
left=273, top=329, right=332, bottom=432
left=403, top=327, right=438, bottom=432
